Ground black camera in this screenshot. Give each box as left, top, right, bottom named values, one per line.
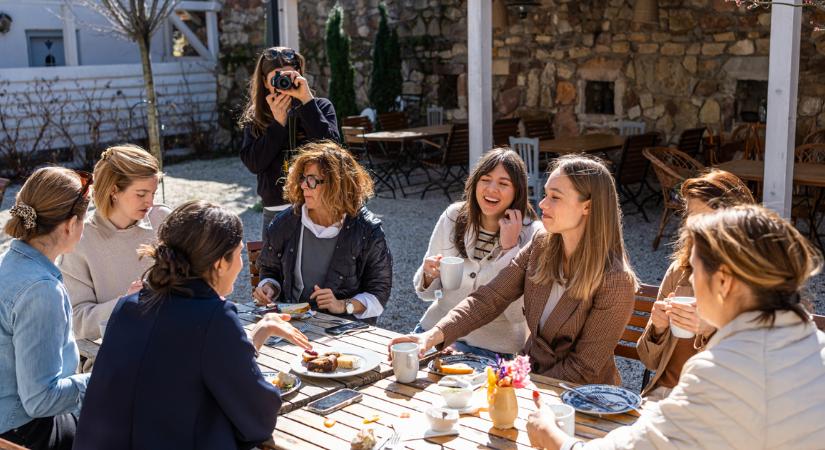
left=270, top=71, right=295, bottom=90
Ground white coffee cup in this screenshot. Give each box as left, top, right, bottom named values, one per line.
left=439, top=257, right=464, bottom=290
left=99, top=320, right=108, bottom=340
left=391, top=342, right=419, bottom=383
left=669, top=296, right=697, bottom=339
left=548, top=403, right=575, bottom=437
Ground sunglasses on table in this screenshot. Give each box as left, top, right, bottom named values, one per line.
left=66, top=170, right=93, bottom=220
left=299, top=175, right=325, bottom=190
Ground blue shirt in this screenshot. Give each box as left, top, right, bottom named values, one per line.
left=0, top=239, right=89, bottom=433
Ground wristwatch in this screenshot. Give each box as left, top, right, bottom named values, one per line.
left=344, top=299, right=355, bottom=315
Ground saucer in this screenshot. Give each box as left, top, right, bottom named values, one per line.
left=439, top=400, right=481, bottom=415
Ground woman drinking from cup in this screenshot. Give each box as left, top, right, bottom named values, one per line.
left=412, top=148, right=542, bottom=359
left=73, top=201, right=311, bottom=450
left=636, top=169, right=755, bottom=400
left=0, top=167, right=92, bottom=449
left=390, top=155, right=638, bottom=385
left=526, top=204, right=825, bottom=449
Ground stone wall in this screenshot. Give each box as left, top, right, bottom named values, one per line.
left=227, top=0, right=825, bottom=143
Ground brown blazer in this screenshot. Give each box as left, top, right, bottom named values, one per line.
left=433, top=232, right=636, bottom=385
left=636, top=261, right=713, bottom=396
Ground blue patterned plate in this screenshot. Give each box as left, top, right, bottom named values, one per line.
left=262, top=371, right=302, bottom=398
left=560, top=384, right=641, bottom=415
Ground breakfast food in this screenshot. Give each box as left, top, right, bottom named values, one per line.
left=302, top=350, right=319, bottom=363
left=350, top=428, right=376, bottom=450
left=279, top=302, right=311, bottom=315
left=434, top=357, right=475, bottom=375
left=307, top=354, right=338, bottom=373
left=337, top=355, right=361, bottom=370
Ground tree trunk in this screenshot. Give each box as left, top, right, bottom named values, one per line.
left=137, top=35, right=163, bottom=172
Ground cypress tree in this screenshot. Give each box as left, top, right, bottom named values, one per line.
left=368, top=3, right=403, bottom=114
left=325, top=4, right=358, bottom=119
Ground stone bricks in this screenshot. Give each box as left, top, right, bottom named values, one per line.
left=700, top=99, right=721, bottom=124
left=702, top=43, right=727, bottom=56
left=728, top=40, right=755, bottom=56
left=556, top=81, right=577, bottom=105
left=800, top=97, right=824, bottom=117
left=661, top=43, right=686, bottom=56
left=713, top=32, right=736, bottom=42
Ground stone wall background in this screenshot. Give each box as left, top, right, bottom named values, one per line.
left=219, top=0, right=825, bottom=143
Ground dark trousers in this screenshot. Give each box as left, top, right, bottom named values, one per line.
left=0, top=414, right=77, bottom=450
left=262, top=208, right=277, bottom=241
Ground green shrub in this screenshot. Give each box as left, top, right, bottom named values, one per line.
left=325, top=4, right=358, bottom=119
left=369, top=3, right=403, bottom=114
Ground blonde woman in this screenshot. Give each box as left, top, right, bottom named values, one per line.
left=59, top=145, right=169, bottom=340
left=253, top=141, right=392, bottom=324
left=527, top=205, right=825, bottom=450
left=637, top=169, right=755, bottom=400
left=390, top=155, right=638, bottom=385
left=0, top=168, right=92, bottom=449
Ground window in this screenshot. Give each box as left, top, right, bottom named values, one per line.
left=735, top=80, right=768, bottom=123
left=584, top=81, right=615, bottom=115
left=27, top=30, right=65, bottom=67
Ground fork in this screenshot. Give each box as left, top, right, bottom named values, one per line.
left=382, top=428, right=400, bottom=450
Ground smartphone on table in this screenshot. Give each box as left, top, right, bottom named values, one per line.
left=325, top=321, right=370, bottom=336
left=305, top=389, right=363, bottom=415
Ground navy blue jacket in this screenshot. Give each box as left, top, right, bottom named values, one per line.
left=73, top=279, right=281, bottom=450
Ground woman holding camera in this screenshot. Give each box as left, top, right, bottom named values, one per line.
left=239, top=47, right=340, bottom=237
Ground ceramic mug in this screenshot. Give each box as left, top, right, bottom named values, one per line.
left=391, top=342, right=419, bottom=383
left=669, top=296, right=697, bottom=339
left=548, top=403, right=575, bottom=437
left=439, top=257, right=464, bottom=290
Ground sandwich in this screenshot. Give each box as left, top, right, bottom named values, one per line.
left=279, top=302, right=311, bottom=315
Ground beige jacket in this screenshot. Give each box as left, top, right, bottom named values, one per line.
left=636, top=261, right=713, bottom=396
left=434, top=232, right=636, bottom=385
left=58, top=206, right=169, bottom=340
left=583, top=310, right=825, bottom=449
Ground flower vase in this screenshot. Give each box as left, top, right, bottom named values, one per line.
left=488, top=386, right=518, bottom=429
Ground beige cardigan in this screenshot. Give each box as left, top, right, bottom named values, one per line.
left=582, top=310, right=825, bottom=449
left=434, top=231, right=636, bottom=385
left=58, top=206, right=169, bottom=340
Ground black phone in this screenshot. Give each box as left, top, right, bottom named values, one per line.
left=325, top=321, right=370, bottom=336
left=305, top=389, right=362, bottom=415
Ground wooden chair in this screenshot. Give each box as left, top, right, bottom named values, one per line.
left=803, top=128, right=825, bottom=145
left=643, top=147, right=705, bottom=250
left=0, top=177, right=10, bottom=209
left=813, top=314, right=825, bottom=331
left=421, top=123, right=466, bottom=200
left=616, top=120, right=646, bottom=136
left=247, top=240, right=263, bottom=288
left=522, top=116, right=555, bottom=141
left=377, top=111, right=407, bottom=131
left=0, top=437, right=29, bottom=450
left=427, top=106, right=444, bottom=126
left=342, top=115, right=373, bottom=130
left=676, top=127, right=706, bottom=160
left=615, top=132, right=660, bottom=222
left=509, top=137, right=542, bottom=208
left=493, top=117, right=521, bottom=147
left=615, top=283, right=658, bottom=390
left=730, top=123, right=765, bottom=161
left=791, top=143, right=825, bottom=239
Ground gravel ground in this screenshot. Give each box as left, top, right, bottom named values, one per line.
left=2, top=156, right=824, bottom=391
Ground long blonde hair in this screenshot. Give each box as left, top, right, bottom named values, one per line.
left=685, top=204, right=822, bottom=325
left=92, top=144, right=161, bottom=218
left=531, top=155, right=637, bottom=300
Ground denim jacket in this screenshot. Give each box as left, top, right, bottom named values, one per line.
left=0, top=240, right=89, bottom=433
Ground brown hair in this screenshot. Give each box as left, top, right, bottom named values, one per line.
left=284, top=141, right=374, bottom=219
left=673, top=169, right=755, bottom=272
left=139, top=200, right=243, bottom=308
left=4, top=167, right=90, bottom=241
left=93, top=144, right=161, bottom=218
left=452, top=148, right=538, bottom=258
left=685, top=204, right=822, bottom=325
left=530, top=155, right=638, bottom=300
left=238, top=46, right=307, bottom=137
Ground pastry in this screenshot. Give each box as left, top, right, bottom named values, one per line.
left=307, top=354, right=338, bottom=373
left=350, top=428, right=376, bottom=450
left=337, top=355, right=361, bottom=369
left=439, top=363, right=474, bottom=375
left=302, top=350, right=319, bottom=363
left=279, top=302, right=311, bottom=315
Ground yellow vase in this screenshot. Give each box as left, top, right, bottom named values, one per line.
left=488, top=386, right=518, bottom=429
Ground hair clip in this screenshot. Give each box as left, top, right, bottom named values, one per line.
left=10, top=203, right=37, bottom=230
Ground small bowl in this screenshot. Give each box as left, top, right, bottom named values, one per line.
left=439, top=386, right=473, bottom=409
left=426, top=407, right=459, bottom=432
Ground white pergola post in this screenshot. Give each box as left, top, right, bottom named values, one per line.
left=763, top=0, right=802, bottom=218
left=467, top=0, right=493, bottom=167
left=61, top=2, right=79, bottom=66
left=280, top=0, right=300, bottom=51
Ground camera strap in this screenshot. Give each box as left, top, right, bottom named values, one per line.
left=282, top=114, right=298, bottom=175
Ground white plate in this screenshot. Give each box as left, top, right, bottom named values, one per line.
left=291, top=346, right=381, bottom=379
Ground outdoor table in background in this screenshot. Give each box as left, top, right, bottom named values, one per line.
left=540, top=133, right=625, bottom=155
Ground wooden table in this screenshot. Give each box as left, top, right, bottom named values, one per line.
left=716, top=160, right=825, bottom=188
left=359, top=124, right=453, bottom=143
left=269, top=371, right=638, bottom=450
left=540, top=134, right=625, bottom=155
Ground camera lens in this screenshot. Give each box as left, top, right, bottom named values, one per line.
left=271, top=74, right=293, bottom=90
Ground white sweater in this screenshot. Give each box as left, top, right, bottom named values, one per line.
left=581, top=310, right=825, bottom=449
left=413, top=202, right=543, bottom=355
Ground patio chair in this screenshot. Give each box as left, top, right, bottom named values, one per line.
left=493, top=118, right=521, bottom=147
left=522, top=116, right=555, bottom=141
left=676, top=127, right=706, bottom=160
left=247, top=240, right=264, bottom=288
left=342, top=115, right=373, bottom=129
left=814, top=314, right=825, bottom=331
left=343, top=126, right=397, bottom=199
left=643, top=147, right=705, bottom=250
left=615, top=132, right=660, bottom=222
left=420, top=123, right=467, bottom=200
left=0, top=436, right=29, bottom=450
left=427, top=106, right=444, bottom=126
left=615, top=120, right=646, bottom=136
left=0, top=177, right=10, bottom=209
left=803, top=128, right=825, bottom=144
left=614, top=283, right=658, bottom=391
left=509, top=137, right=543, bottom=208
left=791, top=143, right=825, bottom=240
left=377, top=111, right=407, bottom=131
left=731, top=123, right=765, bottom=161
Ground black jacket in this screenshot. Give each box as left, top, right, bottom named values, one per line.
left=257, top=206, right=393, bottom=325
left=74, top=280, right=280, bottom=450
left=240, top=98, right=340, bottom=207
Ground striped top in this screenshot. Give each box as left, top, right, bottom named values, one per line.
left=473, top=228, right=498, bottom=260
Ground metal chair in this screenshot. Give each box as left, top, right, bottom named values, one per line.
left=377, top=111, right=408, bottom=131
left=493, top=118, right=521, bottom=147
left=427, top=106, right=444, bottom=126
left=421, top=124, right=466, bottom=200
left=642, top=147, right=705, bottom=250
left=676, top=127, right=707, bottom=161
left=509, top=137, right=543, bottom=208
left=522, top=116, right=555, bottom=141
left=792, top=143, right=825, bottom=246
left=615, top=132, right=660, bottom=222
left=615, top=120, right=646, bottom=136
left=803, top=128, right=825, bottom=145
left=343, top=126, right=397, bottom=199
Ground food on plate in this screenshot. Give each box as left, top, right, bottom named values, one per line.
left=440, top=363, right=474, bottom=375
left=399, top=411, right=411, bottom=419
left=362, top=415, right=380, bottom=424
left=323, top=418, right=336, bottom=428
left=279, top=302, right=311, bottom=315
left=337, top=355, right=361, bottom=369
left=307, top=354, right=338, bottom=373
left=270, top=372, right=296, bottom=390
left=302, top=349, right=319, bottom=363
left=350, top=428, right=376, bottom=450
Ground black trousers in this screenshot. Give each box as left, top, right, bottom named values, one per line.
left=0, top=414, right=77, bottom=450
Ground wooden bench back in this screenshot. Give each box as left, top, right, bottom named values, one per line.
left=814, top=314, right=825, bottom=332
left=615, top=283, right=658, bottom=360
left=0, top=437, right=29, bottom=450
left=247, top=240, right=263, bottom=288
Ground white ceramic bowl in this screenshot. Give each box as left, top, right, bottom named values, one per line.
left=426, top=407, right=459, bottom=432
left=439, top=386, right=473, bottom=409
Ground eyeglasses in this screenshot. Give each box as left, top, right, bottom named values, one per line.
left=300, top=175, right=325, bottom=190
left=264, top=48, right=298, bottom=66
left=66, top=170, right=93, bottom=220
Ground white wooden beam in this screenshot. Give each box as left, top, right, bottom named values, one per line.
left=176, top=1, right=222, bottom=12
left=206, top=11, right=219, bottom=59
left=168, top=14, right=213, bottom=60
left=61, top=2, right=79, bottom=65
left=467, top=0, right=493, bottom=167
left=763, top=0, right=802, bottom=218
left=279, top=0, right=300, bottom=51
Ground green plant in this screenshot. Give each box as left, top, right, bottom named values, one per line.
left=369, top=3, right=403, bottom=114
left=325, top=4, right=358, bottom=118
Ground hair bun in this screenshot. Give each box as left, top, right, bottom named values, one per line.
left=9, top=203, right=37, bottom=230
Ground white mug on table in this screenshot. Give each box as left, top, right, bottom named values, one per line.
left=391, top=342, right=419, bottom=383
